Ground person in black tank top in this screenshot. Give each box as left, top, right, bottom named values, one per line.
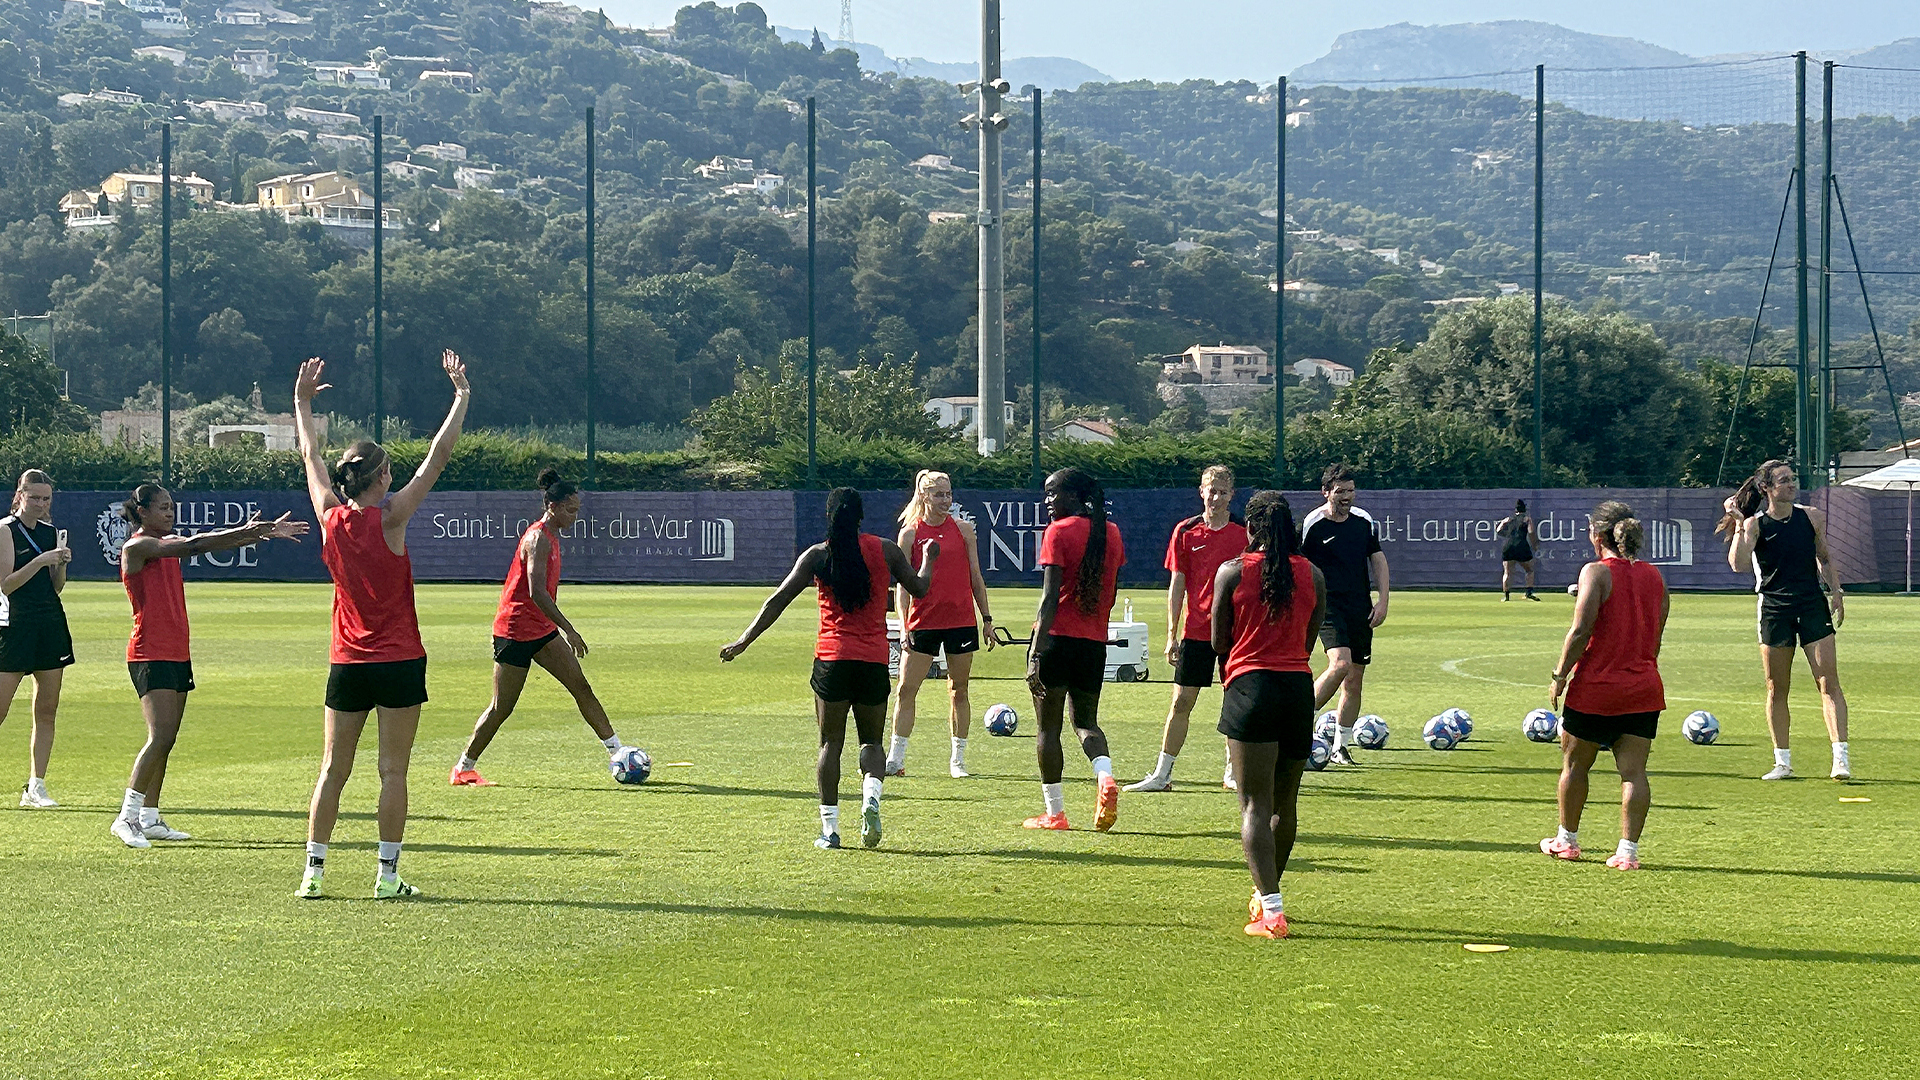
left=2, top=469, right=75, bottom=809
left=1722, top=459, right=1851, bottom=781
left=1496, top=499, right=1539, bottom=601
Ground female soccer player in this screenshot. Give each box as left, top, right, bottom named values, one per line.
left=1497, top=498, right=1540, bottom=601
left=1, top=469, right=74, bottom=808
left=294, top=350, right=470, bottom=899
left=720, top=488, right=937, bottom=850
left=1210, top=491, right=1324, bottom=938
left=885, top=469, right=994, bottom=779
left=1023, top=467, right=1126, bottom=832
left=452, top=469, right=631, bottom=786
left=1719, top=459, right=1849, bottom=781
left=1544, top=501, right=1668, bottom=870
left=112, top=484, right=307, bottom=848
left=1127, top=464, right=1246, bottom=793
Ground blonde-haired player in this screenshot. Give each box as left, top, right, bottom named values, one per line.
left=885, top=470, right=995, bottom=778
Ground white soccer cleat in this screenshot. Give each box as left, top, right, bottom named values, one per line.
left=111, top=816, right=152, bottom=849
left=1761, top=764, right=1794, bottom=781
left=143, top=818, right=192, bottom=841
left=949, top=761, right=970, bottom=779
left=1123, top=774, right=1172, bottom=793
left=1221, top=765, right=1237, bottom=792
left=1831, top=754, right=1852, bottom=781
left=19, top=785, right=57, bottom=809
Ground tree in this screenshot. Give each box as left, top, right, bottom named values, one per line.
left=691, top=343, right=953, bottom=458
left=0, top=329, right=89, bottom=436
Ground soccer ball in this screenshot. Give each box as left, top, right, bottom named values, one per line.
left=610, top=746, right=653, bottom=785
left=1682, top=710, right=1720, bottom=745
left=1306, top=736, right=1332, bottom=771
left=1523, top=709, right=1560, bottom=743
left=985, top=703, right=1019, bottom=737
left=1443, top=708, right=1473, bottom=739
left=1353, top=715, right=1389, bottom=750
left=1422, top=715, right=1461, bottom=750
left=1314, top=711, right=1338, bottom=741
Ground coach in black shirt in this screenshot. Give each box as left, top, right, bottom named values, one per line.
left=1299, top=464, right=1390, bottom=765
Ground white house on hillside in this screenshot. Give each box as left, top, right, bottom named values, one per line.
left=925, top=396, right=1015, bottom=437
left=1291, top=358, right=1354, bottom=386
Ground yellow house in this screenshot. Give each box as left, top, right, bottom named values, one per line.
left=59, top=171, right=215, bottom=229
left=255, top=170, right=361, bottom=210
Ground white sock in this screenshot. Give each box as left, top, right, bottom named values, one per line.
left=1154, top=751, right=1177, bottom=779
left=139, top=806, right=160, bottom=828
left=457, top=754, right=477, bottom=771
left=1091, top=755, right=1113, bottom=780
left=950, top=736, right=967, bottom=763
left=888, top=735, right=909, bottom=765
left=377, top=840, right=402, bottom=881
left=861, top=774, right=883, bottom=806
left=27, top=776, right=47, bottom=795
left=819, top=804, right=839, bottom=836
left=1335, top=724, right=1354, bottom=750
left=120, top=788, right=145, bottom=821
left=1042, top=782, right=1065, bottom=815
left=1259, top=891, right=1285, bottom=917
left=305, top=841, right=328, bottom=871
left=1557, top=826, right=1578, bottom=846
left=602, top=734, right=623, bottom=752
left=1832, top=741, right=1849, bottom=760
left=1616, top=839, right=1639, bottom=860
left=1775, top=747, right=1792, bottom=769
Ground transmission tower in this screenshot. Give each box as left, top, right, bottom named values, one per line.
left=838, top=0, right=852, bottom=44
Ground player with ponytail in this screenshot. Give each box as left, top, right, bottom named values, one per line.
left=886, top=469, right=995, bottom=779
left=2, top=469, right=74, bottom=808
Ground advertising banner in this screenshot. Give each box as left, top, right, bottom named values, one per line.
left=53, top=490, right=324, bottom=581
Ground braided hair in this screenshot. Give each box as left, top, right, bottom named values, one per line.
left=822, top=487, right=871, bottom=611
left=1050, top=468, right=1108, bottom=616
left=1243, top=490, right=1300, bottom=620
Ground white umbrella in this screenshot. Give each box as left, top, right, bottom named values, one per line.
left=1843, top=458, right=1920, bottom=595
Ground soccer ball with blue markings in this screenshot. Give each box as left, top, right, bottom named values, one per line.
left=1442, top=708, right=1473, bottom=739
left=1353, top=715, right=1389, bottom=750
left=1682, top=710, right=1720, bottom=745
left=1314, top=711, right=1338, bottom=742
left=1523, top=709, right=1560, bottom=743
left=610, top=746, right=653, bottom=785
left=1306, top=736, right=1332, bottom=771
left=985, top=703, right=1019, bottom=737
left=1422, top=716, right=1461, bottom=750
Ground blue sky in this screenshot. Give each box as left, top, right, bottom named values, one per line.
left=596, top=1, right=1920, bottom=81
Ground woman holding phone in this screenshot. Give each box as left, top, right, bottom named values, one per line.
left=2, top=469, right=75, bottom=808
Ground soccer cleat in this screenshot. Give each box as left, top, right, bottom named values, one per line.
left=1526, top=592, right=1541, bottom=602
left=884, top=764, right=906, bottom=778
left=374, top=875, right=421, bottom=899
left=1605, top=853, right=1641, bottom=871
left=19, top=785, right=58, bottom=809
left=1329, top=747, right=1358, bottom=767
left=1093, top=775, right=1120, bottom=832
left=449, top=767, right=496, bottom=787
left=1831, top=753, right=1852, bottom=781
left=296, top=870, right=324, bottom=899
left=860, top=798, right=882, bottom=849
left=1124, top=773, right=1173, bottom=793
left=1761, top=764, right=1794, bottom=781
left=949, top=762, right=970, bottom=779
left=111, top=816, right=152, bottom=849
left=1540, top=836, right=1581, bottom=861
left=814, top=831, right=842, bottom=849
left=1243, top=910, right=1290, bottom=939
left=143, top=818, right=191, bottom=841
left=1022, top=811, right=1070, bottom=830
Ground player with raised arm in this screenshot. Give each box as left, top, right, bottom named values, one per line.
left=1719, top=459, right=1851, bottom=781
left=1211, top=491, right=1325, bottom=938
left=1023, top=468, right=1126, bottom=832
left=1497, top=499, right=1541, bottom=601
left=111, top=484, right=307, bottom=848
left=1, top=470, right=75, bottom=808
left=1543, top=502, right=1669, bottom=870
left=885, top=469, right=995, bottom=779
left=452, top=469, right=632, bottom=786
left=1300, top=464, right=1389, bottom=765
left=721, top=488, right=937, bottom=849
left=1127, top=465, right=1246, bottom=793
left=294, top=351, right=470, bottom=899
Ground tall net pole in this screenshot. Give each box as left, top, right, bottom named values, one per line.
left=373, top=114, right=383, bottom=443
left=1816, top=62, right=1833, bottom=486
left=1030, top=86, right=1042, bottom=488
left=807, top=97, right=818, bottom=489
left=1273, top=75, right=1286, bottom=485
left=161, top=122, right=172, bottom=486
left=586, top=106, right=597, bottom=486
left=975, top=0, right=1006, bottom=455
left=1795, top=52, right=1812, bottom=490
left=1533, top=64, right=1545, bottom=490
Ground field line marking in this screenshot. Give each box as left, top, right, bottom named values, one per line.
left=1439, top=654, right=1912, bottom=715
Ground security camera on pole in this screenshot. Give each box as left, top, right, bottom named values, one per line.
left=959, top=0, right=1010, bottom=455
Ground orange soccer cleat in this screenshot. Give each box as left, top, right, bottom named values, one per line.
left=449, top=767, right=496, bottom=787
left=1022, top=811, right=1071, bottom=830
left=1093, top=775, right=1120, bottom=832
left=1244, top=910, right=1290, bottom=939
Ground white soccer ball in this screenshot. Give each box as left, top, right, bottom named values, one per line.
left=610, top=746, right=653, bottom=785
left=1443, top=708, right=1473, bottom=739
left=1422, top=716, right=1461, bottom=750
left=1306, top=736, right=1331, bottom=771
left=1682, top=710, right=1720, bottom=745
left=985, top=703, right=1019, bottom=737
left=1523, top=709, right=1560, bottom=743
left=1353, top=715, right=1389, bottom=750
left=1314, top=711, right=1339, bottom=741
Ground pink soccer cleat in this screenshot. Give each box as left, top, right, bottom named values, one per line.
left=1605, top=853, right=1641, bottom=871
left=1540, top=836, right=1581, bottom=861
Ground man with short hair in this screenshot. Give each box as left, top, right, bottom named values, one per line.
left=1300, top=464, right=1389, bottom=765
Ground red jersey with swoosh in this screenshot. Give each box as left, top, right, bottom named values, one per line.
left=1037, top=515, right=1125, bottom=641
left=322, top=504, right=424, bottom=664
left=815, top=533, right=891, bottom=663
left=494, top=520, right=561, bottom=641
left=1165, top=515, right=1248, bottom=642
left=1223, top=552, right=1318, bottom=684
left=123, top=551, right=190, bottom=662
left=904, top=516, right=972, bottom=631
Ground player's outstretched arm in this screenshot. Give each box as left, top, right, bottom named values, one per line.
left=721, top=545, right=825, bottom=661
left=293, top=358, right=341, bottom=523
left=388, top=350, right=471, bottom=528
left=122, top=514, right=306, bottom=576
left=886, top=537, right=938, bottom=599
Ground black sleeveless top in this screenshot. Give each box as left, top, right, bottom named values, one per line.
left=1752, top=506, right=1821, bottom=605
left=1500, top=514, right=1532, bottom=558
left=4, top=518, right=63, bottom=619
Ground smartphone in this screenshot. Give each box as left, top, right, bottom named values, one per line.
left=56, top=529, right=68, bottom=550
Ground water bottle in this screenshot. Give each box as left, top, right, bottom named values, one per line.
left=1123, top=597, right=1133, bottom=624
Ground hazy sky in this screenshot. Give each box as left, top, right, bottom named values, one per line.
left=595, top=0, right=1920, bottom=81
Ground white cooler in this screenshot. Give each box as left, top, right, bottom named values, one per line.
left=977, top=620, right=1152, bottom=683
left=886, top=616, right=946, bottom=680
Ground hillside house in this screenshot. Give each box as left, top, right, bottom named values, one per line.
left=315, top=132, right=372, bottom=154
left=1049, top=419, right=1117, bottom=445
left=418, top=70, right=476, bottom=91
left=1291, top=358, right=1355, bottom=386
left=1156, top=344, right=1273, bottom=414
left=909, top=154, right=964, bottom=172
left=60, top=0, right=104, bottom=23
left=312, top=64, right=389, bottom=90
left=60, top=171, right=216, bottom=229
left=232, top=49, right=277, bottom=79
left=925, top=396, right=1016, bottom=437
left=189, top=99, right=269, bottom=122
left=696, top=156, right=753, bottom=179
left=255, top=171, right=402, bottom=243
left=414, top=142, right=467, bottom=161
left=134, top=45, right=189, bottom=66
left=385, top=160, right=438, bottom=181
left=216, top=8, right=264, bottom=24
left=284, top=106, right=359, bottom=131
left=453, top=165, right=498, bottom=190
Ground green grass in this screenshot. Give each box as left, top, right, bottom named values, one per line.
left=2, top=583, right=1916, bottom=1078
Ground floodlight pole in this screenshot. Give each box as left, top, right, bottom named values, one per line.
left=807, top=97, right=818, bottom=489
left=1794, top=52, right=1811, bottom=490
left=161, top=122, right=172, bottom=485
left=1816, top=62, right=1833, bottom=488
left=1533, top=65, right=1545, bottom=491
left=975, top=0, right=1006, bottom=455
left=1274, top=75, right=1286, bottom=485
left=1030, top=86, right=1042, bottom=488
left=586, top=106, right=598, bottom=485
left=373, top=114, right=384, bottom=443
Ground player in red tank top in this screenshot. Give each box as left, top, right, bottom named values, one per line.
left=293, top=350, right=470, bottom=899
left=108, top=484, right=305, bottom=849
left=885, top=469, right=996, bottom=779
left=722, top=489, right=937, bottom=850
left=1209, top=492, right=1325, bottom=939
left=1545, top=501, right=1670, bottom=871
left=451, top=469, right=635, bottom=787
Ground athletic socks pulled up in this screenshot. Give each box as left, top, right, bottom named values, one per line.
left=305, top=841, right=328, bottom=871
left=861, top=774, right=883, bottom=806
left=138, top=805, right=160, bottom=828
left=377, top=840, right=402, bottom=882
left=1334, top=725, right=1355, bottom=750
left=602, top=734, right=623, bottom=753
left=887, top=735, right=910, bottom=771
left=1616, top=839, right=1639, bottom=861
left=1041, top=783, right=1066, bottom=815
left=1090, top=755, right=1114, bottom=780
left=1259, top=891, right=1284, bottom=917
left=120, top=788, right=145, bottom=822
left=950, top=736, right=967, bottom=766
left=819, top=804, right=839, bottom=836
left=1151, top=751, right=1177, bottom=780
left=1775, top=747, right=1793, bottom=770
left=1557, top=827, right=1578, bottom=847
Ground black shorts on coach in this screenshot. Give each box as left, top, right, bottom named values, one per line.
left=129, top=660, right=195, bottom=696
left=1318, top=594, right=1374, bottom=666
left=908, top=626, right=979, bottom=656
left=325, top=657, right=430, bottom=712
left=493, top=630, right=561, bottom=668
left=1217, top=670, right=1315, bottom=756
left=1173, top=638, right=1218, bottom=688
left=1560, top=706, right=1659, bottom=745
left=810, top=658, right=891, bottom=707
left=1758, top=597, right=1834, bottom=650
left=0, top=614, right=76, bottom=674
left=1033, top=636, right=1106, bottom=695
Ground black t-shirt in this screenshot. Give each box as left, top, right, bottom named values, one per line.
left=1300, top=506, right=1382, bottom=600
left=1753, top=506, right=1822, bottom=607
left=4, top=518, right=62, bottom=619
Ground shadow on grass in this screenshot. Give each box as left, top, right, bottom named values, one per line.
left=1335, top=920, right=1920, bottom=965
left=179, top=840, right=624, bottom=857
left=1303, top=788, right=1718, bottom=812
left=876, top=846, right=1372, bottom=874
left=171, top=807, right=458, bottom=822
left=1306, top=832, right=1920, bottom=884
left=440, top=895, right=1186, bottom=931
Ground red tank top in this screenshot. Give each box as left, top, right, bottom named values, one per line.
left=1037, top=515, right=1125, bottom=641
left=903, top=515, right=972, bottom=631
left=815, top=533, right=891, bottom=663
left=494, top=520, right=560, bottom=641
left=1566, top=556, right=1666, bottom=715
left=1223, top=552, right=1317, bottom=685
left=123, top=550, right=190, bottom=663
left=321, top=504, right=424, bottom=664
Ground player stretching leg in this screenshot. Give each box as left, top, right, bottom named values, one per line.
left=1721, top=459, right=1850, bottom=780
left=113, top=484, right=305, bottom=848
left=454, top=469, right=630, bottom=786
left=1497, top=499, right=1540, bottom=601
left=886, top=470, right=995, bottom=779
left=295, top=351, right=470, bottom=898
left=1024, top=468, right=1126, bottom=831
left=1, top=470, right=74, bottom=808
left=1543, top=502, right=1668, bottom=869
left=1127, top=465, right=1246, bottom=792
left=1300, top=465, right=1389, bottom=765
left=722, top=489, right=936, bottom=849
left=1212, top=492, right=1325, bottom=937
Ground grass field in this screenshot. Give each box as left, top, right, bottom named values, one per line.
left=1, top=582, right=1915, bottom=1079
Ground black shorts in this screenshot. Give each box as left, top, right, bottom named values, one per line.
left=810, top=659, right=891, bottom=707
left=1032, top=635, right=1106, bottom=695
left=1503, top=544, right=1534, bottom=563
left=1560, top=706, right=1659, bottom=745
left=1758, top=597, right=1834, bottom=649
left=1319, top=594, right=1374, bottom=666
left=0, top=612, right=76, bottom=674
left=908, top=625, right=979, bottom=656
left=129, top=660, right=195, bottom=696
left=325, top=657, right=429, bottom=713
left=1173, top=638, right=1218, bottom=688
left=1217, top=670, right=1315, bottom=755
left=493, top=630, right=561, bottom=669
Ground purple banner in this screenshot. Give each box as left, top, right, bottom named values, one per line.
left=53, top=490, right=323, bottom=581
